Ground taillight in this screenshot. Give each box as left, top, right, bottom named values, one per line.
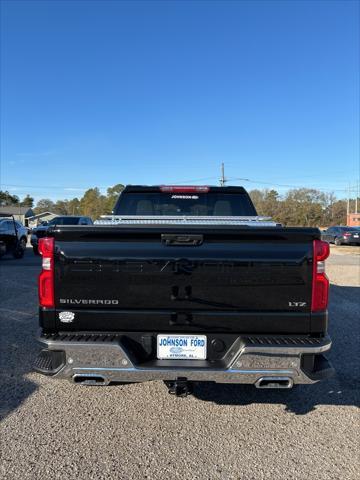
left=159, top=185, right=210, bottom=193
left=311, top=239, right=330, bottom=312
left=343, top=232, right=352, bottom=237
left=38, top=237, right=54, bottom=308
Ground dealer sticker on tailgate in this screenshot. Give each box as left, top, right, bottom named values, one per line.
left=157, top=335, right=207, bottom=360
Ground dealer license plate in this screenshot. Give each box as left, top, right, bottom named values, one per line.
left=157, top=334, right=207, bottom=360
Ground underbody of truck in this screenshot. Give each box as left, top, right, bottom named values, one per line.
left=34, top=186, right=334, bottom=396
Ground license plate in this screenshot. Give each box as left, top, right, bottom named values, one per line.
left=354, top=234, right=359, bottom=238
left=157, top=334, right=207, bottom=360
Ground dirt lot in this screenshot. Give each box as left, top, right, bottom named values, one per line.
left=0, top=246, right=359, bottom=480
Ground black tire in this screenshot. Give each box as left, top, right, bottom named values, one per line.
left=33, top=245, right=40, bottom=255
left=334, top=237, right=342, bottom=246
left=13, top=237, right=27, bottom=259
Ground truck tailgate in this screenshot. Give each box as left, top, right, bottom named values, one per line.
left=48, top=225, right=322, bottom=334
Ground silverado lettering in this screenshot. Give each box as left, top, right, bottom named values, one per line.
left=59, top=299, right=119, bottom=305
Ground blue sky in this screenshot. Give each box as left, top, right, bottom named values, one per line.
left=1, top=0, right=359, bottom=202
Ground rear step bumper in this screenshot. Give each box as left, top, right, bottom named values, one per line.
left=34, top=333, right=334, bottom=386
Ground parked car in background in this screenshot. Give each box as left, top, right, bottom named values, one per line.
left=0, top=216, right=27, bottom=259
left=31, top=216, right=93, bottom=254
left=321, top=226, right=360, bottom=246
left=15, top=220, right=29, bottom=239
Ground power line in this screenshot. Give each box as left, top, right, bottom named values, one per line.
left=227, top=177, right=356, bottom=193
left=0, top=178, right=221, bottom=190
left=170, top=176, right=218, bottom=185
left=1, top=176, right=359, bottom=195
left=0, top=183, right=91, bottom=190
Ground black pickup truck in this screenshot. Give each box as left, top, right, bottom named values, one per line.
left=34, top=185, right=334, bottom=396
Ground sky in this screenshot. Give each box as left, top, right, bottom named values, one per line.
left=1, top=0, right=359, bottom=203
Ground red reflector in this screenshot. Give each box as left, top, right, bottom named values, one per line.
left=312, top=273, right=329, bottom=312
left=38, top=237, right=54, bottom=308
left=38, top=237, right=54, bottom=256
left=159, top=185, right=210, bottom=193
left=313, top=239, right=330, bottom=262
left=38, top=271, right=54, bottom=307
left=311, top=240, right=330, bottom=312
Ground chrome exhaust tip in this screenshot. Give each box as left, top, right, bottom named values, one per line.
left=255, top=376, right=293, bottom=389
left=73, top=374, right=108, bottom=386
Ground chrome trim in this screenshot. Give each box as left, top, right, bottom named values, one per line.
left=70, top=368, right=296, bottom=385
left=95, top=215, right=277, bottom=227
left=73, top=373, right=108, bottom=385
left=255, top=376, right=294, bottom=389
left=38, top=334, right=332, bottom=385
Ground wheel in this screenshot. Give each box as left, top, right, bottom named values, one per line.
left=334, top=237, right=342, bottom=246
left=33, top=245, right=40, bottom=255
left=13, top=237, right=27, bottom=259
left=19, top=237, right=27, bottom=248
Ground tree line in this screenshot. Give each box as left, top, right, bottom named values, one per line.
left=248, top=188, right=351, bottom=227
left=0, top=184, right=124, bottom=219
left=0, top=185, right=356, bottom=227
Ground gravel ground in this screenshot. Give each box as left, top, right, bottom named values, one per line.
left=0, top=246, right=359, bottom=480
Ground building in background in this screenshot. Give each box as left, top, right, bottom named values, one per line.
left=346, top=183, right=359, bottom=226
left=347, top=213, right=360, bottom=226
left=0, top=206, right=34, bottom=226
left=27, top=212, right=58, bottom=228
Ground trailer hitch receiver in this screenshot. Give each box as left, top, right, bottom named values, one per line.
left=164, top=377, right=194, bottom=397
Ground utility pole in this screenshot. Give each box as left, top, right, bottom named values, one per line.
left=355, top=181, right=359, bottom=214
left=347, top=184, right=350, bottom=217
left=220, top=163, right=226, bottom=186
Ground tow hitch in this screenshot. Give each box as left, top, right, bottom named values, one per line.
left=164, top=378, right=194, bottom=397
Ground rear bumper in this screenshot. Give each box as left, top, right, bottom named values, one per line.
left=340, top=237, right=360, bottom=245
left=34, top=333, right=334, bottom=386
